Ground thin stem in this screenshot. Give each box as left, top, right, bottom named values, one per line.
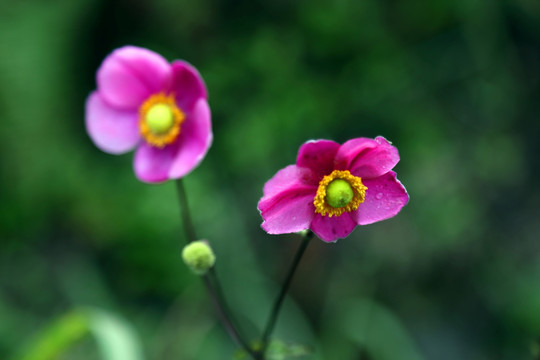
left=175, top=179, right=197, bottom=243
left=258, top=230, right=314, bottom=356
left=175, top=179, right=258, bottom=359
left=201, top=273, right=255, bottom=355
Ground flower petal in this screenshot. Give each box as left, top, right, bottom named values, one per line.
left=85, top=92, right=140, bottom=154
left=310, top=212, right=357, bottom=243
left=133, top=142, right=179, bottom=183
left=97, top=46, right=172, bottom=109
left=262, top=165, right=317, bottom=198
left=168, top=99, right=213, bottom=179
left=259, top=189, right=316, bottom=235
left=335, top=136, right=399, bottom=179
left=170, top=60, right=208, bottom=113
left=353, top=171, right=409, bottom=225
left=259, top=165, right=318, bottom=234
left=296, top=140, right=340, bottom=179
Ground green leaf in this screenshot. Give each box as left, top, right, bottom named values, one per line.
left=340, top=298, right=425, bottom=360
left=13, top=308, right=143, bottom=360
left=234, top=340, right=312, bottom=360
left=84, top=308, right=144, bottom=360
left=16, top=311, right=88, bottom=360
left=266, top=339, right=312, bottom=360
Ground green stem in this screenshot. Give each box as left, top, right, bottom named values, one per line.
left=258, top=230, right=314, bottom=357
left=175, top=179, right=258, bottom=359
left=175, top=179, right=197, bottom=244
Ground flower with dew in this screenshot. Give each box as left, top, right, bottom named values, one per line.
left=258, top=137, right=409, bottom=242
left=85, top=46, right=212, bottom=183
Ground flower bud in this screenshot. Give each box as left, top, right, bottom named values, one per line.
left=181, top=240, right=216, bottom=275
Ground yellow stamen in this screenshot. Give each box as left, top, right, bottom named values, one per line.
left=313, top=170, right=368, bottom=217
left=139, top=93, right=184, bottom=148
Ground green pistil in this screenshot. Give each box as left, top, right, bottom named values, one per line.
left=326, top=179, right=354, bottom=208
left=145, top=104, right=174, bottom=134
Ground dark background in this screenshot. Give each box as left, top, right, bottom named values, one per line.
left=1, top=0, right=540, bottom=359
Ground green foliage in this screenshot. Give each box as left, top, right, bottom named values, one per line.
left=14, top=311, right=88, bottom=360
left=341, top=299, right=424, bottom=360
left=13, top=309, right=143, bottom=360
left=1, top=0, right=540, bottom=359
left=86, top=308, right=144, bottom=360
left=235, top=340, right=312, bottom=360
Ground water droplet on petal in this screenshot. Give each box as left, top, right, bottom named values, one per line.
left=375, top=193, right=383, bottom=200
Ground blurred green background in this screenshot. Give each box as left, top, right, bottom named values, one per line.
left=1, top=0, right=540, bottom=359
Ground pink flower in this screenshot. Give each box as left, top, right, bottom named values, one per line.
left=85, top=46, right=212, bottom=183
left=258, top=137, right=409, bottom=242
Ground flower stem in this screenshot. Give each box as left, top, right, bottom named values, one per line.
left=175, top=179, right=258, bottom=359
left=258, top=230, right=314, bottom=356
left=175, top=179, right=197, bottom=244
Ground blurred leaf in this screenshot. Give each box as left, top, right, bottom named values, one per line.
left=340, top=298, right=424, bottom=360
left=13, top=308, right=143, bottom=360
left=234, top=339, right=312, bottom=360
left=85, top=308, right=144, bottom=360
left=265, top=339, right=312, bottom=360
left=15, top=311, right=88, bottom=360
left=531, top=340, right=540, bottom=358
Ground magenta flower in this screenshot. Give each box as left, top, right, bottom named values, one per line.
left=85, top=46, right=212, bottom=183
left=258, top=137, right=409, bottom=242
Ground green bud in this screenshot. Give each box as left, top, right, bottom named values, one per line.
left=325, top=179, right=354, bottom=208
left=182, top=240, right=216, bottom=275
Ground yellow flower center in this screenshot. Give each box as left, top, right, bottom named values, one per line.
left=313, top=170, right=368, bottom=217
left=139, top=93, right=184, bottom=148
